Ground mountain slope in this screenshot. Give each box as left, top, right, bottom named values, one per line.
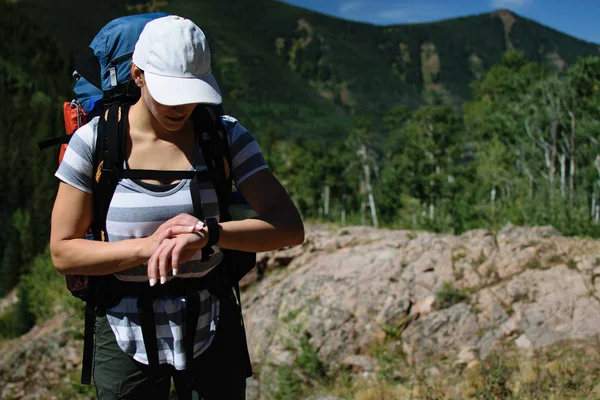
left=12, top=0, right=600, bottom=142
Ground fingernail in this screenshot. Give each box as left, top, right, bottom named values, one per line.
left=195, top=221, right=205, bottom=230
left=188, top=225, right=196, bottom=231
left=160, top=276, right=166, bottom=285
left=172, top=269, right=178, bottom=276
left=149, top=278, right=156, bottom=287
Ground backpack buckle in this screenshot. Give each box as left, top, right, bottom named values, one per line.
left=102, top=167, right=122, bottom=181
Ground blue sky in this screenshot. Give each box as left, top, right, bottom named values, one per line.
left=279, top=0, right=600, bottom=44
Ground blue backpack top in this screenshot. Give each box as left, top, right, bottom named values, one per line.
left=74, top=12, right=168, bottom=115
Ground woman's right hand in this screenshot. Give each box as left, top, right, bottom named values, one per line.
left=141, top=214, right=202, bottom=258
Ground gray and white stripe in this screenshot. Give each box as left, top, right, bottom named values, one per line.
left=55, top=114, right=267, bottom=369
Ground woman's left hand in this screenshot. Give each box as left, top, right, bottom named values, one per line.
left=147, top=228, right=208, bottom=285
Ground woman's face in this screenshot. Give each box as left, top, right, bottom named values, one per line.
left=142, top=86, right=197, bottom=132
left=132, top=65, right=197, bottom=132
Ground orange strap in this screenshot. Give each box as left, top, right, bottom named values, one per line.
left=59, top=102, right=88, bottom=163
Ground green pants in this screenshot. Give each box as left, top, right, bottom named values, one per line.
left=93, top=294, right=249, bottom=399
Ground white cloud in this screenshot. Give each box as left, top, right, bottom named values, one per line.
left=490, top=0, right=534, bottom=9
left=376, top=9, right=409, bottom=21
left=338, top=0, right=448, bottom=25
left=339, top=1, right=364, bottom=18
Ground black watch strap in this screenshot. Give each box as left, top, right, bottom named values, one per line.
left=205, top=218, right=220, bottom=248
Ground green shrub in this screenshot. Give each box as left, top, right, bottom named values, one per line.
left=17, top=248, right=73, bottom=328
left=273, top=366, right=303, bottom=400
left=435, top=282, right=470, bottom=309
left=295, top=334, right=328, bottom=380
left=0, top=305, right=27, bottom=341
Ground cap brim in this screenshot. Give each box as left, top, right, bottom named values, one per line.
left=144, top=71, right=222, bottom=106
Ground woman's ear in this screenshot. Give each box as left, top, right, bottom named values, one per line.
left=131, top=64, right=144, bottom=87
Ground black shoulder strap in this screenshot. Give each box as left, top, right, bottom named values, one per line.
left=190, top=105, right=231, bottom=262
left=91, top=103, right=129, bottom=241
left=81, top=102, right=129, bottom=385
left=191, top=106, right=254, bottom=378
left=191, top=106, right=232, bottom=214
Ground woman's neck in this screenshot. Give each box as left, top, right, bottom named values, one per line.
left=129, top=99, right=189, bottom=141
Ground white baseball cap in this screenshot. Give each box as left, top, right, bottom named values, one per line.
left=132, top=15, right=222, bottom=106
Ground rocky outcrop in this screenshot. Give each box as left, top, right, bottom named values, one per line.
left=0, top=313, right=83, bottom=399
left=243, top=224, right=600, bottom=379
left=3, top=224, right=600, bottom=399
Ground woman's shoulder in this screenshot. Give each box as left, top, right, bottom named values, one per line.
left=70, top=116, right=101, bottom=152
left=220, top=115, right=242, bottom=130
left=220, top=115, right=252, bottom=143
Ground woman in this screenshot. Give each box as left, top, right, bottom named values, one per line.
left=50, top=15, right=304, bottom=399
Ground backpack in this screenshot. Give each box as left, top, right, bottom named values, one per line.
left=40, top=12, right=255, bottom=384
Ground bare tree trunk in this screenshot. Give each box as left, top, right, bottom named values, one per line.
left=323, top=185, right=330, bottom=217
left=569, top=110, right=576, bottom=207
left=358, top=144, right=378, bottom=227
left=361, top=198, right=366, bottom=225
left=544, top=147, right=552, bottom=190
left=341, top=194, right=347, bottom=226
left=524, top=119, right=536, bottom=199
left=531, top=128, right=536, bottom=199
left=363, top=161, right=378, bottom=227
left=594, top=155, right=600, bottom=224
left=543, top=81, right=561, bottom=202
left=490, top=185, right=497, bottom=222
left=559, top=153, right=567, bottom=199
left=550, top=118, right=558, bottom=200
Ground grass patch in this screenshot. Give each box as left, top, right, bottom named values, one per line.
left=280, top=308, right=303, bottom=324
left=547, top=254, right=564, bottom=265
left=272, top=366, right=303, bottom=400
left=51, top=368, right=96, bottom=399
left=269, top=332, right=329, bottom=399
left=434, top=282, right=470, bottom=309
left=370, top=339, right=408, bottom=383
left=295, top=334, right=328, bottom=380
left=451, top=251, right=466, bottom=263
left=261, top=339, right=600, bottom=400
left=381, top=314, right=412, bottom=339
left=525, top=258, right=546, bottom=270
left=465, top=350, right=514, bottom=399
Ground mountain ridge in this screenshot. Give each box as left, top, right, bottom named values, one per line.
left=8, top=0, right=600, bottom=141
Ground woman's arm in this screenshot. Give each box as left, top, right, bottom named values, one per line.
left=146, top=169, right=304, bottom=285
left=50, top=182, right=199, bottom=276
left=217, top=169, right=304, bottom=252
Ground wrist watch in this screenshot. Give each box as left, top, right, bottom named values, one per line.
left=204, top=218, right=220, bottom=248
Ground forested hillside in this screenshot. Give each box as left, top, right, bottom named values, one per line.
left=1, top=0, right=600, bottom=341
left=0, top=1, right=71, bottom=296
left=16, top=0, right=600, bottom=140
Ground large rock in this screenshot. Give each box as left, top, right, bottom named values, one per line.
left=4, top=223, right=600, bottom=399
left=244, top=224, right=600, bottom=376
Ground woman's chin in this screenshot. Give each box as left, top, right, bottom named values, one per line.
left=160, top=117, right=188, bottom=131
